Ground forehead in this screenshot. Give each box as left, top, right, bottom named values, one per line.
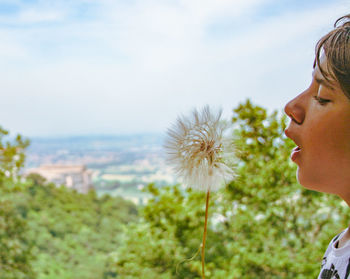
left=313, top=54, right=338, bottom=84
left=312, top=55, right=343, bottom=92
left=313, top=54, right=329, bottom=78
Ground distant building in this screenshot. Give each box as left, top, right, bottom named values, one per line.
left=26, top=165, right=93, bottom=194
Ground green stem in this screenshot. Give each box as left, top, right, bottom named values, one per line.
left=201, top=190, right=210, bottom=279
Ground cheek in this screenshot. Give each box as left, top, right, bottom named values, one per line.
left=298, top=121, right=350, bottom=193
left=309, top=111, right=350, bottom=158
left=326, top=121, right=350, bottom=162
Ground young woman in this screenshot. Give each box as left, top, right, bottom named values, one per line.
left=284, top=14, right=350, bottom=278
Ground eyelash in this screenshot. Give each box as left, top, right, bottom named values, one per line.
left=313, top=96, right=331, bottom=105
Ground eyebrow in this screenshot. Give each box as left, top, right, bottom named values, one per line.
left=315, top=77, right=335, bottom=90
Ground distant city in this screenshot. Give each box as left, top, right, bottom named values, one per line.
left=25, top=134, right=177, bottom=204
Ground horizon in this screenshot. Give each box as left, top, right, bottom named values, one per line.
left=25, top=132, right=166, bottom=140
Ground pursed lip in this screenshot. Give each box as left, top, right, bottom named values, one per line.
left=290, top=145, right=301, bottom=162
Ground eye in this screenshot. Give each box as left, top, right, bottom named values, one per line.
left=313, top=96, right=331, bottom=105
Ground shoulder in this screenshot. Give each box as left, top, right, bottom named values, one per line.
left=318, top=229, right=350, bottom=279
left=332, top=231, right=344, bottom=245
left=322, top=231, right=344, bottom=260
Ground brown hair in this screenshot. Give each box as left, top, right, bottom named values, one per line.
left=315, top=14, right=350, bottom=99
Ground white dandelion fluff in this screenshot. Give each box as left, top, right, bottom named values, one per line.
left=164, top=106, right=236, bottom=278
left=164, top=105, right=235, bottom=192
left=164, top=106, right=236, bottom=279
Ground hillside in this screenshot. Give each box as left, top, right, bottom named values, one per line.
left=25, top=134, right=176, bottom=203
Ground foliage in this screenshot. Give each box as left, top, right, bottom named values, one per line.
left=0, top=126, right=29, bottom=182
left=0, top=126, right=139, bottom=279
left=0, top=127, right=34, bottom=279
left=24, top=179, right=138, bottom=279
left=2, top=99, right=349, bottom=278
left=104, top=100, right=350, bottom=278
left=104, top=184, right=221, bottom=278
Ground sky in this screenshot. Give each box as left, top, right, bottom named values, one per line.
left=0, top=0, right=349, bottom=137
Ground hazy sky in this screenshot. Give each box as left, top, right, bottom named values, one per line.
left=1, top=0, right=348, bottom=137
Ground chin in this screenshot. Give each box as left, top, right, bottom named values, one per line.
left=296, top=168, right=331, bottom=193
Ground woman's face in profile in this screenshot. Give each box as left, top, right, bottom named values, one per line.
left=284, top=54, right=350, bottom=201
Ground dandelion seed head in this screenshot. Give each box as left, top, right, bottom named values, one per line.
left=164, top=106, right=235, bottom=192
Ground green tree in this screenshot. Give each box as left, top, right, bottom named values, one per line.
left=104, top=184, right=217, bottom=278
left=0, top=126, right=140, bottom=279
left=23, top=178, right=138, bottom=279
left=0, top=127, right=34, bottom=279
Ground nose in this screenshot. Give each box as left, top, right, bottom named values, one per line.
left=284, top=92, right=306, bottom=125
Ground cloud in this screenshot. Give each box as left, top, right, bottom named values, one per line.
left=17, top=9, right=65, bottom=23
left=0, top=1, right=68, bottom=24
left=0, top=0, right=348, bottom=136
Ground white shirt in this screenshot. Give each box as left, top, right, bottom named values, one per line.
left=318, top=228, right=350, bottom=279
